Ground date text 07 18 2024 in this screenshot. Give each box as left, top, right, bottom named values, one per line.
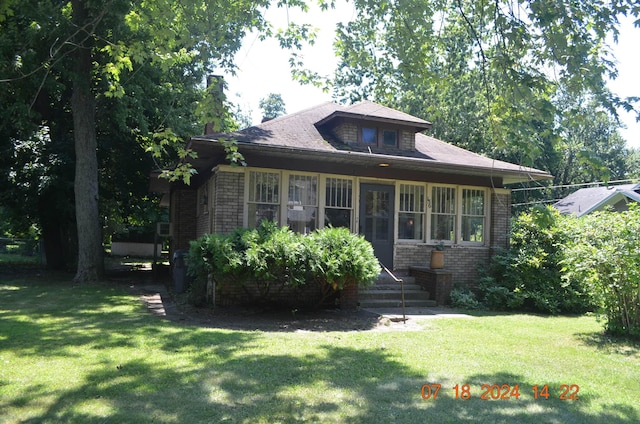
left=420, top=384, right=579, bottom=401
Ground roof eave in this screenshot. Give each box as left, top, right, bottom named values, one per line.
left=190, top=137, right=551, bottom=184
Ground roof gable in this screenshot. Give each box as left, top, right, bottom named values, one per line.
left=554, top=184, right=640, bottom=216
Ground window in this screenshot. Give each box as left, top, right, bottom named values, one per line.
left=398, top=184, right=424, bottom=240
left=383, top=130, right=398, bottom=147
left=431, top=186, right=456, bottom=242
left=247, top=171, right=279, bottom=228
left=324, top=178, right=353, bottom=229
left=362, top=127, right=377, bottom=144
left=360, top=126, right=399, bottom=148
left=461, top=189, right=485, bottom=242
left=287, top=174, right=318, bottom=234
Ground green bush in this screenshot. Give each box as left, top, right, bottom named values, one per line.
left=478, top=206, right=593, bottom=314
left=187, top=223, right=380, bottom=308
left=449, top=287, right=481, bottom=310
left=243, top=222, right=308, bottom=300
left=563, top=205, right=640, bottom=338
left=304, top=227, right=380, bottom=304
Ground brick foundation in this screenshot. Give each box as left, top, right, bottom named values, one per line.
left=409, top=266, right=453, bottom=305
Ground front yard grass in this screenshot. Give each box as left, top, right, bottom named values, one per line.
left=0, top=277, right=638, bottom=423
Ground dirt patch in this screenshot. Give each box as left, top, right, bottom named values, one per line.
left=126, top=278, right=427, bottom=332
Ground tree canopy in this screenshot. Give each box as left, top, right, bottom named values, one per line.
left=330, top=0, right=639, bottom=188
left=259, top=93, right=287, bottom=120
left=0, top=0, right=315, bottom=281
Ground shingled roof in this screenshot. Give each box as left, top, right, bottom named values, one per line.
left=553, top=184, right=640, bottom=216
left=190, top=101, right=551, bottom=185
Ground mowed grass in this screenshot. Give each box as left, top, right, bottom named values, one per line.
left=0, top=277, right=639, bottom=423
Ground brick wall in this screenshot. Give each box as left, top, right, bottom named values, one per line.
left=399, top=130, right=415, bottom=151
left=334, top=121, right=358, bottom=146
left=195, top=184, right=210, bottom=238
left=214, top=278, right=328, bottom=308
left=490, top=189, right=511, bottom=251
left=212, top=170, right=245, bottom=234
left=170, top=188, right=197, bottom=254
left=394, top=244, right=490, bottom=288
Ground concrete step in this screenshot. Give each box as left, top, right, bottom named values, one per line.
left=359, top=299, right=438, bottom=308
left=359, top=289, right=431, bottom=301
left=375, top=274, right=416, bottom=285
left=365, top=282, right=422, bottom=291
left=359, top=273, right=435, bottom=308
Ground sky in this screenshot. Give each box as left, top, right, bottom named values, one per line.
left=225, top=3, right=640, bottom=149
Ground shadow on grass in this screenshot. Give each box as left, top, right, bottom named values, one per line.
left=575, top=332, right=640, bottom=358
left=1, top=280, right=638, bottom=423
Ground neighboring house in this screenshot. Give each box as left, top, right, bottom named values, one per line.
left=553, top=184, right=640, bottom=217
left=151, top=100, right=550, bottom=297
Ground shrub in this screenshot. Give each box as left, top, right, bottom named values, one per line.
left=563, top=206, right=640, bottom=338
left=243, top=223, right=307, bottom=300
left=478, top=206, right=593, bottom=314
left=187, top=223, right=380, bottom=308
left=449, top=287, right=481, bottom=310
left=304, top=227, right=380, bottom=304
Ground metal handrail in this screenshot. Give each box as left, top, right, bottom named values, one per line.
left=380, top=262, right=407, bottom=324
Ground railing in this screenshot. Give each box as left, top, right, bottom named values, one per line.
left=379, top=262, right=407, bottom=324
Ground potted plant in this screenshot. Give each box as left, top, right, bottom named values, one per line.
left=430, top=242, right=445, bottom=269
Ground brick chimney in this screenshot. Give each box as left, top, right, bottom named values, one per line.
left=204, top=75, right=225, bottom=135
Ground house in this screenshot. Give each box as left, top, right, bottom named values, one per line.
left=553, top=183, right=640, bottom=216
left=151, top=100, right=551, bottom=303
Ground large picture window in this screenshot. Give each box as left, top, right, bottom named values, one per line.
left=398, top=184, right=424, bottom=240
left=324, top=178, right=353, bottom=229
left=247, top=171, right=280, bottom=228
left=287, top=174, right=318, bottom=234
left=431, top=186, right=456, bottom=242
left=461, top=189, right=485, bottom=242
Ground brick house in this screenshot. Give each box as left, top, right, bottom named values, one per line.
left=151, top=100, right=550, bottom=302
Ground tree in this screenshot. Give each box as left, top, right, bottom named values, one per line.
left=626, top=148, right=640, bottom=180
left=331, top=0, right=639, bottom=179
left=0, top=0, right=316, bottom=282
left=259, top=93, right=287, bottom=120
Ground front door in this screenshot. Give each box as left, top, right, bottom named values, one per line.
left=360, top=183, right=394, bottom=268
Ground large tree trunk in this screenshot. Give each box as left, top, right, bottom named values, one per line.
left=72, top=0, right=104, bottom=283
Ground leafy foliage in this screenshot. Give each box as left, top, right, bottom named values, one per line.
left=187, top=223, right=380, bottom=308
left=563, top=206, right=640, bottom=338
left=331, top=0, right=638, bottom=187
left=304, top=226, right=380, bottom=304
left=449, top=286, right=481, bottom=310
left=478, top=206, right=593, bottom=314
left=0, top=0, right=317, bottom=278
left=258, top=93, right=287, bottom=120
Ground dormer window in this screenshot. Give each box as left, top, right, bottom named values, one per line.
left=359, top=126, right=398, bottom=148
left=362, top=127, right=377, bottom=144
left=382, top=130, right=398, bottom=147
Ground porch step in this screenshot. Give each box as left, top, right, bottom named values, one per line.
left=359, top=298, right=438, bottom=308
left=359, top=274, right=437, bottom=308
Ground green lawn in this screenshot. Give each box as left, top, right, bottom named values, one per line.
left=0, top=277, right=638, bottom=423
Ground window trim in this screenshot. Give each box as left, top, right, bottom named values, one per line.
left=321, top=176, right=355, bottom=230
left=429, top=184, right=458, bottom=245
left=458, top=187, right=488, bottom=245
left=241, top=168, right=489, bottom=246
left=244, top=169, right=357, bottom=232
left=397, top=183, right=426, bottom=241
left=285, top=173, right=319, bottom=234
left=357, top=125, right=399, bottom=148
left=244, top=169, right=282, bottom=228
